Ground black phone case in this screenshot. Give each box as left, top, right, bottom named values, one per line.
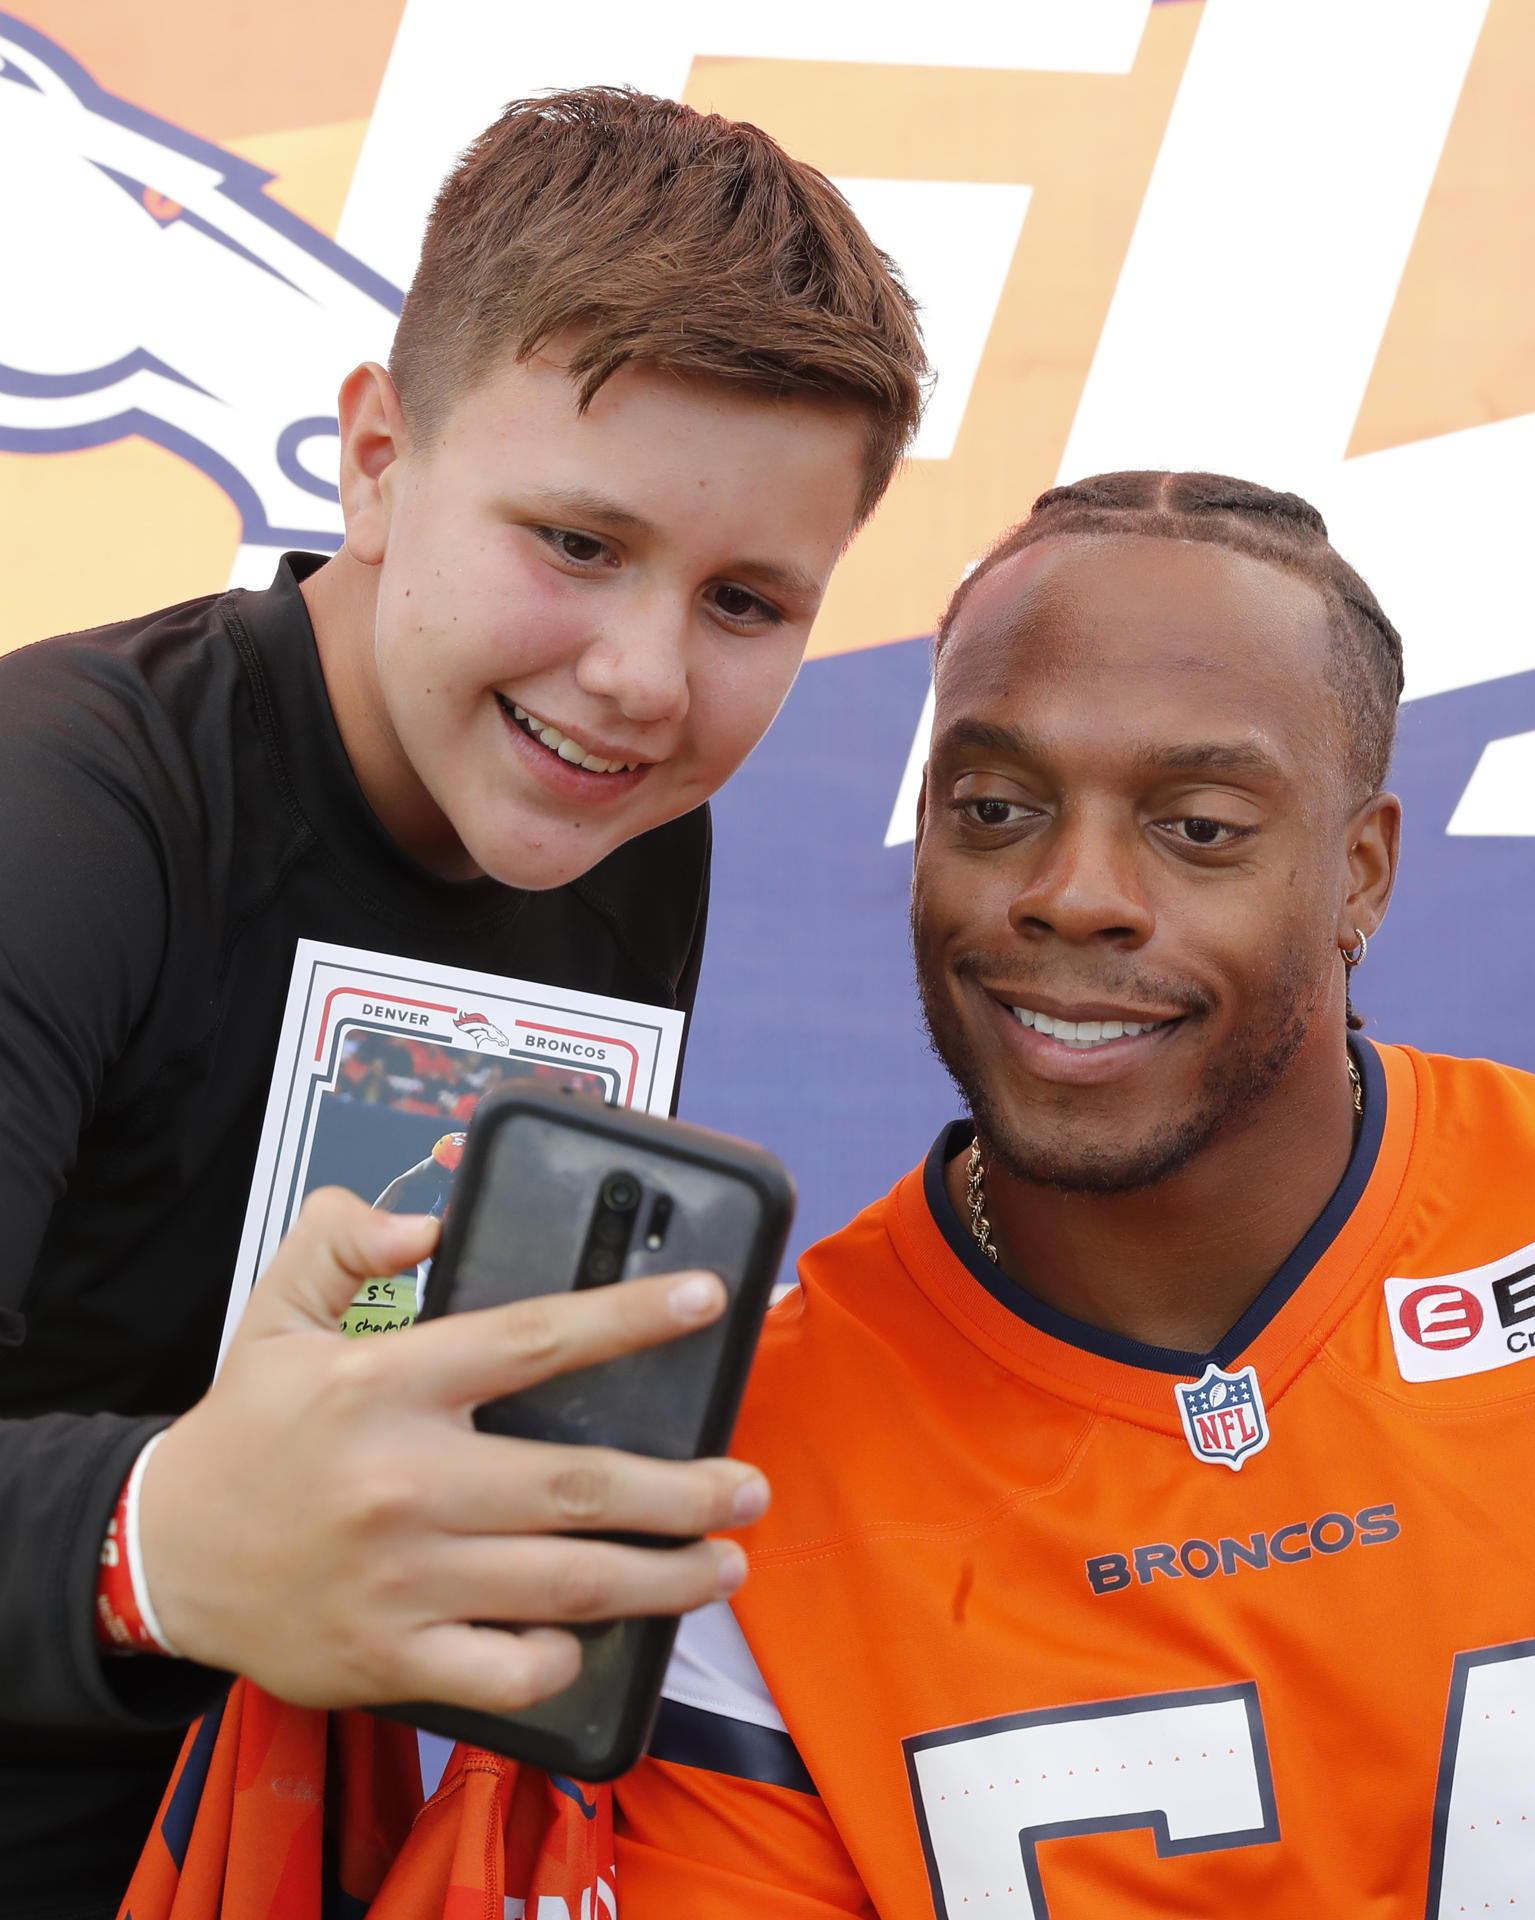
left=375, top=1086, right=795, bottom=1781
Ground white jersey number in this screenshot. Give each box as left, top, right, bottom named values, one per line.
left=907, top=1645, right=1535, bottom=1918
left=1426, top=1640, right=1535, bottom=1913
left=905, top=1682, right=1277, bottom=1918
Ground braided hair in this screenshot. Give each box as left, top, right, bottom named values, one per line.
left=937, top=472, right=1404, bottom=1030
left=938, top=471, right=1403, bottom=798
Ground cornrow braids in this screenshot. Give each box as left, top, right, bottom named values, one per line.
left=937, top=471, right=1404, bottom=805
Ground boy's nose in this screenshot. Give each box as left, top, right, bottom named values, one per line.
left=575, top=597, right=691, bottom=726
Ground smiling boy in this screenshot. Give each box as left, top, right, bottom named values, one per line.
left=0, top=88, right=924, bottom=1917
left=616, top=473, right=1535, bottom=1911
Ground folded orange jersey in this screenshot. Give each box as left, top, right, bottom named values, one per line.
left=118, top=1679, right=614, bottom=1920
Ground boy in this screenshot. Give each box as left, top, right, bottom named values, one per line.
left=0, top=87, right=924, bottom=1914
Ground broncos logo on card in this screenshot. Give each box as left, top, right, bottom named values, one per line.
left=0, top=10, right=400, bottom=580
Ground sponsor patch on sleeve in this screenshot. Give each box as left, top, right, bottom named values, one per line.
left=1385, top=1240, right=1535, bottom=1382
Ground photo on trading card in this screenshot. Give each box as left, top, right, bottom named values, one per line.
left=302, top=1026, right=607, bottom=1334
left=219, top=940, right=686, bottom=1367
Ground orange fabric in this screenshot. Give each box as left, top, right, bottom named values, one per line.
left=617, top=1045, right=1535, bottom=1912
left=119, top=1679, right=614, bottom=1919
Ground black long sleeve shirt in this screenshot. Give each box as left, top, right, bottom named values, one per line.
left=0, top=556, right=710, bottom=1918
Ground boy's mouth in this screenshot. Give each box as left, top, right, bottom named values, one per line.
left=497, top=697, right=644, bottom=775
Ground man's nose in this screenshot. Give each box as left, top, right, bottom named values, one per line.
left=1007, top=808, right=1154, bottom=947
left=574, top=593, right=690, bottom=726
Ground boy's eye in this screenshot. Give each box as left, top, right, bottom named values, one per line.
left=537, top=527, right=614, bottom=566
left=708, top=583, right=778, bottom=625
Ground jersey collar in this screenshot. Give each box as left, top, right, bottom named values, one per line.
left=893, top=1039, right=1415, bottom=1422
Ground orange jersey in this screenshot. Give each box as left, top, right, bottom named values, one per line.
left=120, top=1680, right=615, bottom=1920
left=617, top=1041, right=1535, bottom=1914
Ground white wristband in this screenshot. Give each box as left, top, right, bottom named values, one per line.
left=122, top=1431, right=183, bottom=1658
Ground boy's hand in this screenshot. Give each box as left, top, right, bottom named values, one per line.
left=137, top=1188, right=768, bottom=1712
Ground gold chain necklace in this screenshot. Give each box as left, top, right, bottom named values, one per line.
left=964, top=1052, right=1364, bottom=1264
left=966, top=1137, right=999, bottom=1264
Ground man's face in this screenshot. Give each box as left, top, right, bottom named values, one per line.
left=913, top=534, right=1373, bottom=1194
left=358, top=351, right=867, bottom=888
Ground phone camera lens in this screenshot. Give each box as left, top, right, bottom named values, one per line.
left=584, top=1248, right=620, bottom=1284
left=601, top=1173, right=640, bottom=1213
left=593, top=1213, right=628, bottom=1248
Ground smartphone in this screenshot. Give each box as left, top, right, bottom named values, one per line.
left=379, top=1084, right=795, bottom=1780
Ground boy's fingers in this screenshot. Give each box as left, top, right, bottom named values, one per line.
left=393, top=1624, right=584, bottom=1720
left=424, top=1435, right=769, bottom=1539
left=413, top=1534, right=748, bottom=1627
left=398, top=1268, right=728, bottom=1410
left=239, top=1187, right=439, bottom=1337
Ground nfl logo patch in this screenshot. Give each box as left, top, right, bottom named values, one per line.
left=1174, top=1362, right=1271, bottom=1471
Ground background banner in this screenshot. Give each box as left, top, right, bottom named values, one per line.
left=2, top=0, right=1530, bottom=1264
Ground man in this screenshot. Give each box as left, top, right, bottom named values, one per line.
left=616, top=471, right=1535, bottom=1910
left=0, top=88, right=925, bottom=1913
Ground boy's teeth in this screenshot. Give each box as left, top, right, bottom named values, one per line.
left=510, top=703, right=635, bottom=774
left=1010, top=1006, right=1156, bottom=1049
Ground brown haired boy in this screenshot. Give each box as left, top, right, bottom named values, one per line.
left=0, top=88, right=924, bottom=1916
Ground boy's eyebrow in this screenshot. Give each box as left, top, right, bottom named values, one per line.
left=729, top=558, right=822, bottom=603
left=527, top=485, right=822, bottom=604
left=531, top=484, right=653, bottom=534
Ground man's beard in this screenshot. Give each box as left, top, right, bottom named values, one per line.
left=914, top=934, right=1316, bottom=1197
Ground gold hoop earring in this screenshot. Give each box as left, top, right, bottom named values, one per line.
left=1342, top=929, right=1368, bottom=968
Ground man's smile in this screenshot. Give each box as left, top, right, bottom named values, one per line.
left=1007, top=1001, right=1182, bottom=1052
left=974, top=987, right=1191, bottom=1084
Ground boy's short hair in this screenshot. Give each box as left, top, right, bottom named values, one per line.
left=390, top=87, right=929, bottom=521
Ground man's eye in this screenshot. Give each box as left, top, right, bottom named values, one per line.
left=709, top=583, right=777, bottom=625
left=962, top=798, right=1027, bottom=827
left=1168, top=816, right=1236, bottom=846
left=538, top=527, right=612, bottom=566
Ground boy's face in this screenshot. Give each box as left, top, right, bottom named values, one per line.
left=336, top=349, right=867, bottom=888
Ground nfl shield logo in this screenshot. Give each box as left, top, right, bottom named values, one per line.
left=1174, top=1362, right=1271, bottom=1471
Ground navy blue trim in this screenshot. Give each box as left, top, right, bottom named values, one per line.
left=160, top=1697, right=226, bottom=1869
left=550, top=1774, right=600, bottom=1820
left=924, top=1039, right=1387, bottom=1377
left=649, top=1698, right=817, bottom=1795
left=905, top=1682, right=1278, bottom=1920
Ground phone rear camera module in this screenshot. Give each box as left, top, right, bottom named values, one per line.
left=601, top=1173, right=640, bottom=1213
left=574, top=1170, right=643, bottom=1290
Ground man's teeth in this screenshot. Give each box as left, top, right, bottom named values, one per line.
left=510, top=704, right=639, bottom=774
left=1010, top=1006, right=1164, bottom=1049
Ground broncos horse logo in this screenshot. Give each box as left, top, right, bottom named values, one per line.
left=0, top=11, right=402, bottom=578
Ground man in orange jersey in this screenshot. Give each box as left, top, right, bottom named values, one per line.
left=614, top=471, right=1535, bottom=1913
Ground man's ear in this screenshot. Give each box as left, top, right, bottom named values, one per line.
left=336, top=362, right=408, bottom=568
left=1337, top=790, right=1401, bottom=948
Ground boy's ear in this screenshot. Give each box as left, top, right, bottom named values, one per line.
left=337, top=362, right=408, bottom=568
